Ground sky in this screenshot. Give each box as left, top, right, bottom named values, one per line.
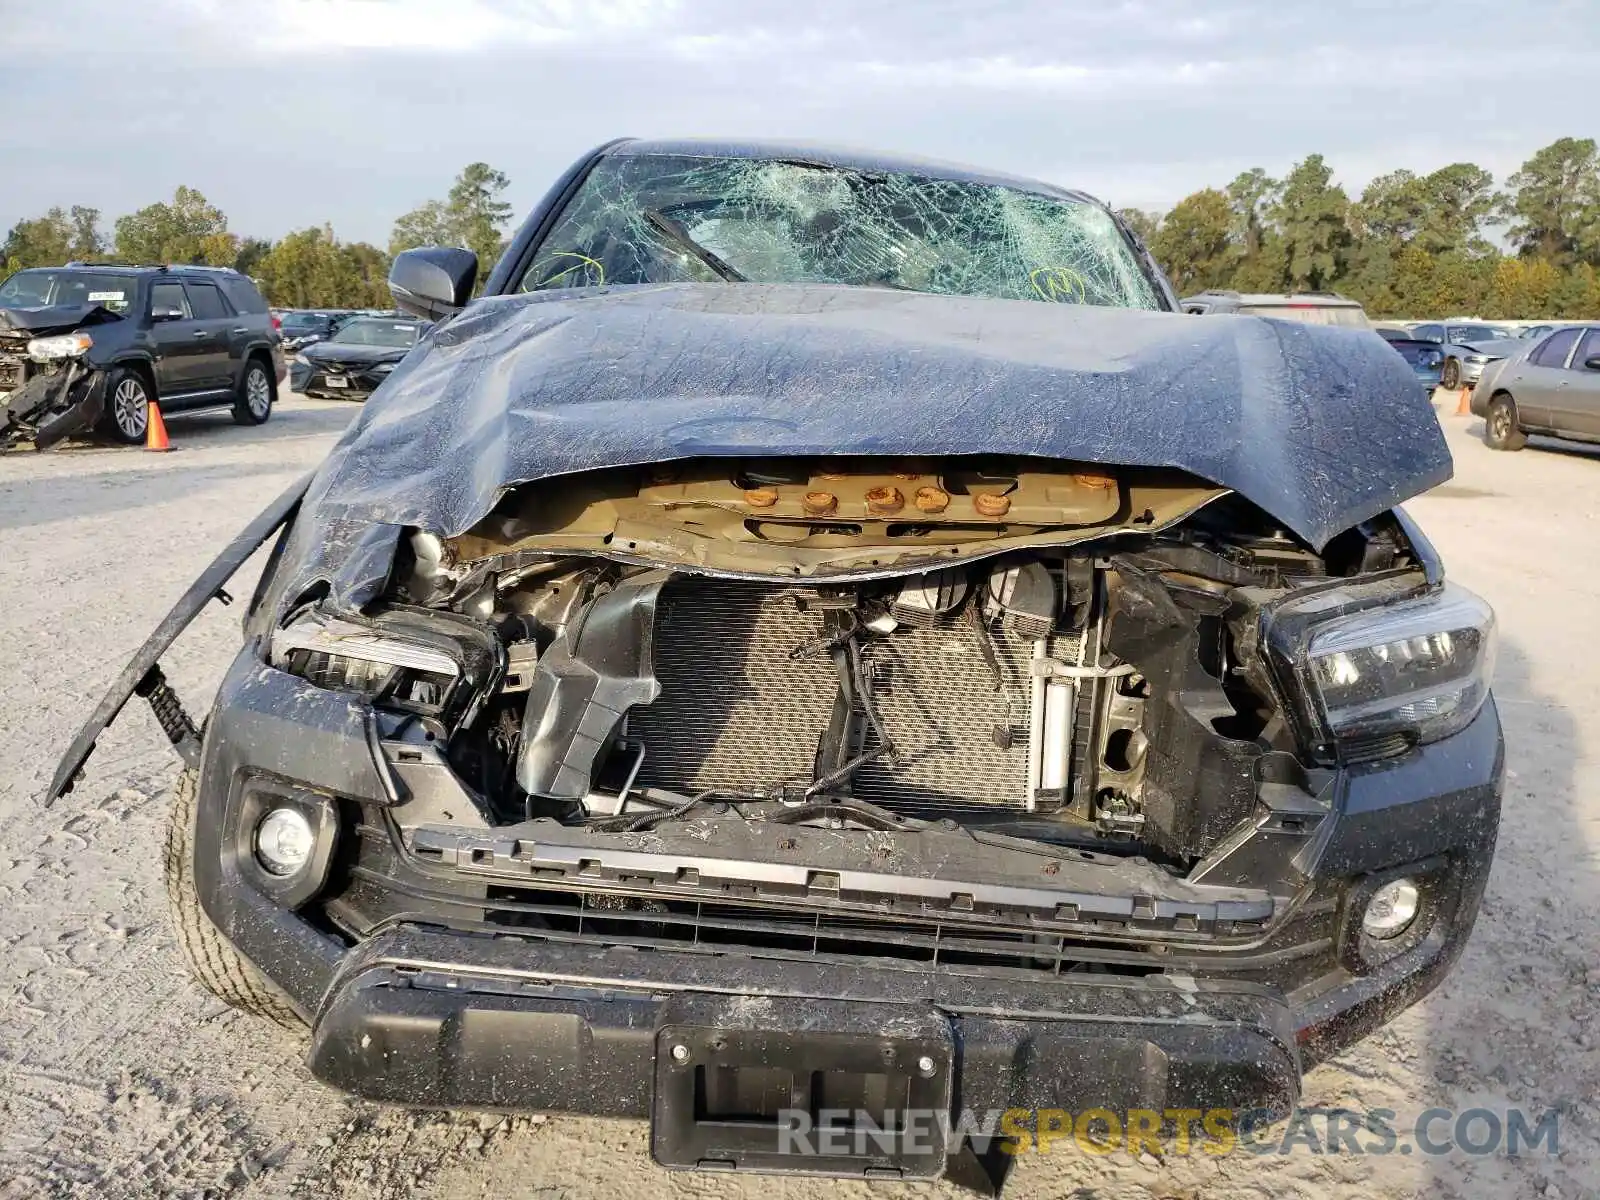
left=4, top=0, right=1598, bottom=249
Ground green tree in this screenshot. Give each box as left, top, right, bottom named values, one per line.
left=1149, top=189, right=1233, bottom=294
left=447, top=162, right=513, bottom=270
left=1271, top=155, right=1352, bottom=292
left=1115, top=208, right=1160, bottom=246
left=1225, top=168, right=1277, bottom=260
left=389, top=163, right=514, bottom=285
left=2, top=205, right=106, bottom=272
left=388, top=199, right=453, bottom=257
left=255, top=225, right=391, bottom=308
left=1498, top=137, right=1600, bottom=264
left=233, top=236, right=274, bottom=278
left=1417, top=163, right=1496, bottom=256
left=113, top=186, right=237, bottom=266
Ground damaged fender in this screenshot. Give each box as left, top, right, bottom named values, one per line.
left=46, top=474, right=313, bottom=804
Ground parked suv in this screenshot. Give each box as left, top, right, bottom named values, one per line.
left=0, top=263, right=285, bottom=448
left=1180, top=289, right=1372, bottom=328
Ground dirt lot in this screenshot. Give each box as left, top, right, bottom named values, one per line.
left=1, top=392, right=1597, bottom=1200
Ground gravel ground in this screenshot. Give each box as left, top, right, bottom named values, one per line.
left=1, top=392, right=1597, bottom=1199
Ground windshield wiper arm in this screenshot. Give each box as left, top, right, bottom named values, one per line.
left=643, top=210, right=746, bottom=282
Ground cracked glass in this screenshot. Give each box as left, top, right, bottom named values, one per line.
left=518, top=154, right=1162, bottom=309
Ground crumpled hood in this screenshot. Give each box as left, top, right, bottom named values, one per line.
left=273, top=282, right=1452, bottom=612
left=0, top=303, right=123, bottom=335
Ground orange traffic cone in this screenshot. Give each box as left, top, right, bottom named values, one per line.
left=1455, top=387, right=1471, bottom=416
left=145, top=400, right=171, bottom=452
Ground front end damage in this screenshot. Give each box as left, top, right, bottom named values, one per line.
left=51, top=285, right=1495, bottom=1187
left=0, top=308, right=115, bottom=450
left=67, top=450, right=1500, bottom=1185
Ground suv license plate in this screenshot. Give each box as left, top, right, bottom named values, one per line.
left=324, top=375, right=349, bottom=388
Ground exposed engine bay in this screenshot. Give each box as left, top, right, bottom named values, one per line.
left=266, top=455, right=1424, bottom=869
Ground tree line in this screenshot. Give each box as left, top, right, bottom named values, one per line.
left=0, top=163, right=514, bottom=311
left=6, top=140, right=1599, bottom=319
left=1118, top=136, right=1600, bottom=318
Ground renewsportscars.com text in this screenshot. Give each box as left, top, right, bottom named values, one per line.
left=775, top=1105, right=1561, bottom=1158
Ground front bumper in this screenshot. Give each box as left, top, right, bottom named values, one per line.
left=292, top=362, right=386, bottom=399
left=310, top=929, right=1301, bottom=1123
left=0, top=360, right=107, bottom=449
left=190, top=651, right=1502, bottom=1160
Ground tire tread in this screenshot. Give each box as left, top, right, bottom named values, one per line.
left=163, top=769, right=303, bottom=1028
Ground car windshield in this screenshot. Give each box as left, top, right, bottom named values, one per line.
left=281, top=313, right=330, bottom=332
left=0, top=269, right=138, bottom=314
left=330, top=318, right=420, bottom=347
left=519, top=153, right=1163, bottom=309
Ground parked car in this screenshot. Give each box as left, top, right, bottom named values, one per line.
left=1402, top=323, right=1524, bottom=389
left=278, top=310, right=358, bottom=352
left=1470, top=323, right=1600, bottom=450
left=0, top=264, right=284, bottom=447
left=1180, top=290, right=1371, bottom=327
left=1383, top=337, right=1447, bottom=398
left=290, top=315, right=427, bottom=399
left=1516, top=323, right=1556, bottom=341
left=54, top=139, right=1499, bottom=1191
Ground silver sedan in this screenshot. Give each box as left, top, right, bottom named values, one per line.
left=1470, top=323, right=1600, bottom=450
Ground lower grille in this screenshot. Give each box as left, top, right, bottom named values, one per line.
left=628, top=578, right=1081, bottom=811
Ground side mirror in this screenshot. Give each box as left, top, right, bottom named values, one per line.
left=1584, top=354, right=1600, bottom=372
left=388, top=247, right=479, bottom=320
left=151, top=306, right=186, bottom=323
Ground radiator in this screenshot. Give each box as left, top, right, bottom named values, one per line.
left=628, top=577, right=1084, bottom=814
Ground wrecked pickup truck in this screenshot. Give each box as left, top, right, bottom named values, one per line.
left=0, top=264, right=283, bottom=448
left=51, top=140, right=1500, bottom=1191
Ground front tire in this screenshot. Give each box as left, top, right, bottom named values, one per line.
left=232, top=358, right=274, bottom=426
left=1440, top=357, right=1462, bottom=390
left=1483, top=394, right=1527, bottom=451
left=163, top=768, right=304, bottom=1028
left=100, top=367, right=152, bottom=445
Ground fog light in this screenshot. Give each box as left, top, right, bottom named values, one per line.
left=1362, top=879, right=1420, bottom=939
left=255, top=808, right=314, bottom=876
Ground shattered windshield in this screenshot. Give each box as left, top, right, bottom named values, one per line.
left=518, top=154, right=1162, bottom=309
left=0, top=269, right=138, bottom=314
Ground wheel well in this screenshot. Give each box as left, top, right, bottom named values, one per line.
left=114, top=359, right=157, bottom=398
left=245, top=349, right=278, bottom=399
left=1488, top=389, right=1515, bottom=409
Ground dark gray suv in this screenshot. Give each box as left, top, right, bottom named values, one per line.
left=0, top=263, right=285, bottom=447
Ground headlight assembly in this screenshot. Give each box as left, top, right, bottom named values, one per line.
left=28, top=332, right=93, bottom=360
left=271, top=612, right=462, bottom=715
left=1272, top=582, right=1496, bottom=757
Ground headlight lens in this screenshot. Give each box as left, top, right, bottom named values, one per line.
left=1463, top=354, right=1490, bottom=364
left=1304, top=583, right=1495, bottom=747
left=27, top=332, right=93, bottom=360
left=271, top=612, right=461, bottom=714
